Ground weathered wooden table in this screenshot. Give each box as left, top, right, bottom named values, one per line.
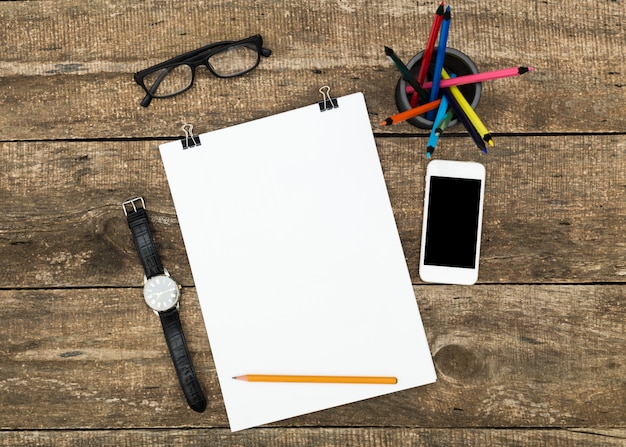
left=2, top=1, right=625, bottom=445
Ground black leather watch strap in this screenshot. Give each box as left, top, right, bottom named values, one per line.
left=159, top=307, right=207, bottom=413
left=126, top=206, right=165, bottom=279
left=123, top=198, right=207, bottom=412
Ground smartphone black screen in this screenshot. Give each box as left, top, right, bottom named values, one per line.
left=424, top=176, right=482, bottom=268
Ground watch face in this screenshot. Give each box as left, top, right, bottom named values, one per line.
left=143, top=275, right=180, bottom=311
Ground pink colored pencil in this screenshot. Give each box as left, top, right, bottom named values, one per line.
left=421, top=66, right=534, bottom=89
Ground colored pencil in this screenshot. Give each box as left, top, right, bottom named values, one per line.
left=417, top=2, right=445, bottom=86
left=384, top=46, right=430, bottom=103
left=441, top=67, right=493, bottom=146
left=233, top=375, right=398, bottom=385
left=435, top=109, right=454, bottom=136
left=422, top=66, right=534, bottom=89
left=426, top=89, right=450, bottom=158
left=380, top=98, right=441, bottom=126
left=427, top=6, right=451, bottom=120
left=442, top=88, right=488, bottom=154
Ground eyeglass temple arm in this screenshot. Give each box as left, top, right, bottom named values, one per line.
left=140, top=68, right=171, bottom=108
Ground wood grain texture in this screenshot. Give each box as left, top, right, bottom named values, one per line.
left=0, top=428, right=625, bottom=447
left=1, top=285, right=624, bottom=429
left=0, top=0, right=623, bottom=139
left=1, top=0, right=625, bottom=444
left=2, top=135, right=626, bottom=287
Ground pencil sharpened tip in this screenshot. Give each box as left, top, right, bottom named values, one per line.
left=381, top=118, right=392, bottom=126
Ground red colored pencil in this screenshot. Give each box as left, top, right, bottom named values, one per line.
left=417, top=2, right=445, bottom=86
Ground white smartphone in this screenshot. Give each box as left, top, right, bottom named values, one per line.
left=419, top=160, right=486, bottom=285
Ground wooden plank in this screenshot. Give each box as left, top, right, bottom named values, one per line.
left=0, top=0, right=623, bottom=139
left=0, top=428, right=625, bottom=447
left=1, top=285, right=624, bottom=429
left=1, top=0, right=623, bottom=442
left=2, top=135, right=626, bottom=287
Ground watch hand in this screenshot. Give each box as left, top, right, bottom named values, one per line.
left=152, top=289, right=165, bottom=298
left=153, top=287, right=177, bottom=299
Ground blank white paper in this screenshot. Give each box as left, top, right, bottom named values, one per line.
left=159, top=92, right=436, bottom=431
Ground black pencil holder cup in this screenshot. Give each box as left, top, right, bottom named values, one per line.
left=394, top=47, right=481, bottom=129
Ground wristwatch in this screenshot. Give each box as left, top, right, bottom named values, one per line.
left=122, top=197, right=207, bottom=413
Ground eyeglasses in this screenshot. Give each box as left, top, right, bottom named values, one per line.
left=134, top=35, right=272, bottom=107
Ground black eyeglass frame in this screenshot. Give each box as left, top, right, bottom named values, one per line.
left=134, top=34, right=272, bottom=107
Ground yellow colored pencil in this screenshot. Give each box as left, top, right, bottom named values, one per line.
left=233, top=374, right=398, bottom=385
left=441, top=67, right=494, bottom=146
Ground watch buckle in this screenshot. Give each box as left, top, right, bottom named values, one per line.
left=122, top=197, right=145, bottom=216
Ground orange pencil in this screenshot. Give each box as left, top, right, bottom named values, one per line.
left=380, top=99, right=441, bottom=126
left=233, top=374, right=398, bottom=384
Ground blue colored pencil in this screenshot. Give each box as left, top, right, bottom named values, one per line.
left=426, top=94, right=449, bottom=158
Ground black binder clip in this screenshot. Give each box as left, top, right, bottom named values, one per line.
left=181, top=123, right=201, bottom=149
left=318, top=85, right=339, bottom=111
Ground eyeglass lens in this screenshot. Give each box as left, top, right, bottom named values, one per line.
left=143, top=65, right=193, bottom=98
left=143, top=43, right=261, bottom=98
left=208, top=44, right=260, bottom=77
